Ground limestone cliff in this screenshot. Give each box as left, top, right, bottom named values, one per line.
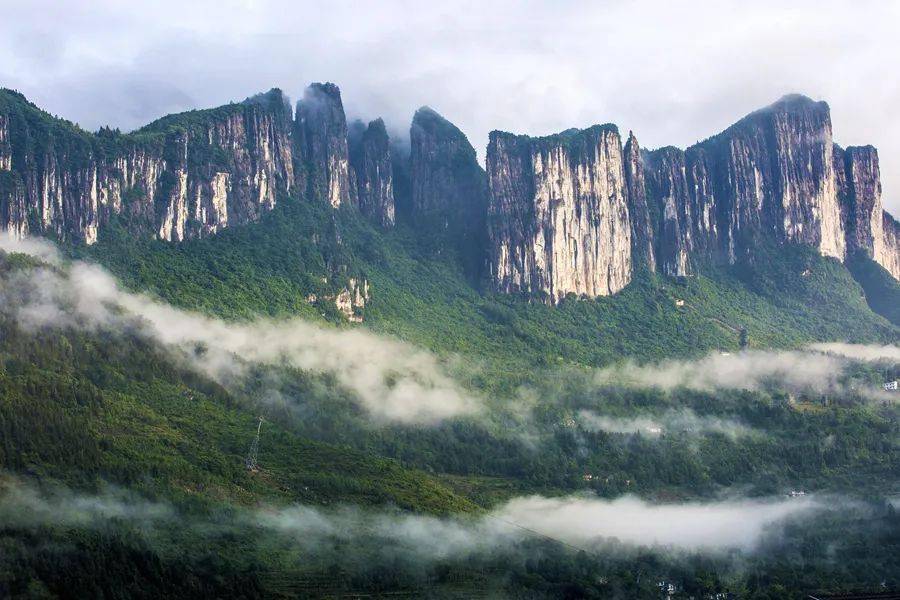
left=691, top=95, right=845, bottom=262
left=486, top=125, right=632, bottom=302
left=881, top=213, right=900, bottom=280
left=642, top=147, right=693, bottom=277
left=0, top=88, right=295, bottom=243
left=1, top=85, right=898, bottom=289
left=409, top=107, right=486, bottom=221
left=409, top=106, right=488, bottom=277
left=349, top=118, right=394, bottom=227
left=295, top=83, right=355, bottom=208
left=622, top=132, right=656, bottom=272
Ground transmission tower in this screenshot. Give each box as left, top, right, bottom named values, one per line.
left=245, top=416, right=263, bottom=471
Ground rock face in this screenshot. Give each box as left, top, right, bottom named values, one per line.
left=0, top=83, right=404, bottom=244
left=1, top=86, right=898, bottom=290
left=409, top=106, right=488, bottom=276
left=0, top=88, right=295, bottom=243
left=486, top=125, right=632, bottom=302
left=642, top=147, right=693, bottom=277
left=622, top=132, right=656, bottom=273
left=349, top=118, right=394, bottom=227
left=410, top=107, right=485, bottom=218
left=692, top=95, right=844, bottom=262
left=880, top=214, right=900, bottom=280
left=636, top=94, right=899, bottom=282
left=295, top=83, right=355, bottom=208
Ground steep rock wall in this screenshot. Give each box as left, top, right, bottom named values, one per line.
left=691, top=95, right=845, bottom=262
left=0, top=88, right=295, bottom=243
left=295, top=83, right=355, bottom=208
left=880, top=213, right=900, bottom=280
left=486, top=126, right=632, bottom=302
left=622, top=132, right=656, bottom=272
left=409, top=106, right=488, bottom=277
left=643, top=147, right=693, bottom=277
left=349, top=118, right=394, bottom=227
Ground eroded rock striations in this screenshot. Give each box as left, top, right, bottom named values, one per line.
left=486, top=125, right=632, bottom=302
left=622, top=132, right=656, bottom=273
left=642, top=147, right=693, bottom=277
left=636, top=94, right=898, bottom=281
left=295, top=83, right=355, bottom=208
left=409, top=107, right=487, bottom=225
left=0, top=83, right=403, bottom=244
left=1, top=86, right=898, bottom=291
left=349, top=118, right=394, bottom=227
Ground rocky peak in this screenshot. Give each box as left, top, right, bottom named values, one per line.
left=697, top=94, right=844, bottom=261
left=409, top=106, right=484, bottom=215
left=348, top=118, right=394, bottom=227
left=0, top=87, right=297, bottom=244
left=295, top=83, right=355, bottom=208
left=837, top=144, right=899, bottom=278
left=486, top=124, right=633, bottom=302
left=409, top=106, right=488, bottom=276
left=622, top=132, right=656, bottom=273
left=840, top=145, right=882, bottom=254
left=643, top=146, right=692, bottom=277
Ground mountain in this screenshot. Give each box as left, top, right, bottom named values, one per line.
left=1, top=84, right=899, bottom=598
left=2, top=86, right=897, bottom=303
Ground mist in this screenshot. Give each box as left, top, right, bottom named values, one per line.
left=0, top=475, right=824, bottom=556
left=0, top=477, right=173, bottom=528
left=593, top=347, right=897, bottom=399
left=496, top=494, right=821, bottom=552
left=577, top=408, right=754, bottom=439
left=809, top=342, right=900, bottom=362
left=0, top=235, right=481, bottom=424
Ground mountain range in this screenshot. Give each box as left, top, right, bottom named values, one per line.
left=1, top=83, right=899, bottom=598
left=1, top=84, right=898, bottom=306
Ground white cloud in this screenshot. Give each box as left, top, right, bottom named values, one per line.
left=0, top=1, right=898, bottom=213
left=0, top=475, right=823, bottom=555
left=593, top=347, right=895, bottom=399
left=0, top=235, right=481, bottom=424
left=495, top=494, right=821, bottom=551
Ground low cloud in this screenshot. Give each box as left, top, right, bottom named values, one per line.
left=577, top=408, right=754, bottom=439
left=495, top=494, right=821, bottom=552
left=0, top=235, right=480, bottom=424
left=809, top=342, right=900, bottom=362
left=0, top=476, right=823, bottom=556
left=593, top=347, right=896, bottom=398
left=0, top=477, right=173, bottom=528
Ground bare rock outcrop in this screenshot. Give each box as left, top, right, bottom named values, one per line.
left=486, top=125, right=632, bottom=302
left=349, top=118, right=394, bottom=227
left=295, top=83, right=355, bottom=208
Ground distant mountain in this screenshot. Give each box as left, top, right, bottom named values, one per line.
left=1, top=85, right=898, bottom=302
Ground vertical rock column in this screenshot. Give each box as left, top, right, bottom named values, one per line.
left=623, top=132, right=656, bottom=273
left=295, top=83, right=355, bottom=208
left=409, top=106, right=488, bottom=277
left=349, top=118, right=395, bottom=227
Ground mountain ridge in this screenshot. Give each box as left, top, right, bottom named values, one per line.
left=1, top=84, right=898, bottom=301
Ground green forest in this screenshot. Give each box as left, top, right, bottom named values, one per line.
left=0, top=189, right=898, bottom=598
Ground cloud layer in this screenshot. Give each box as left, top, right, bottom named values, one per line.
left=0, top=235, right=481, bottom=424
left=593, top=347, right=897, bottom=399
left=0, top=476, right=821, bottom=555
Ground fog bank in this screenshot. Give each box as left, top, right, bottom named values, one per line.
left=0, top=235, right=481, bottom=424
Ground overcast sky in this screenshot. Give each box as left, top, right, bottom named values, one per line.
left=1, top=0, right=898, bottom=213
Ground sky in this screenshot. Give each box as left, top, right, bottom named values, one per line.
left=1, top=0, right=898, bottom=213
